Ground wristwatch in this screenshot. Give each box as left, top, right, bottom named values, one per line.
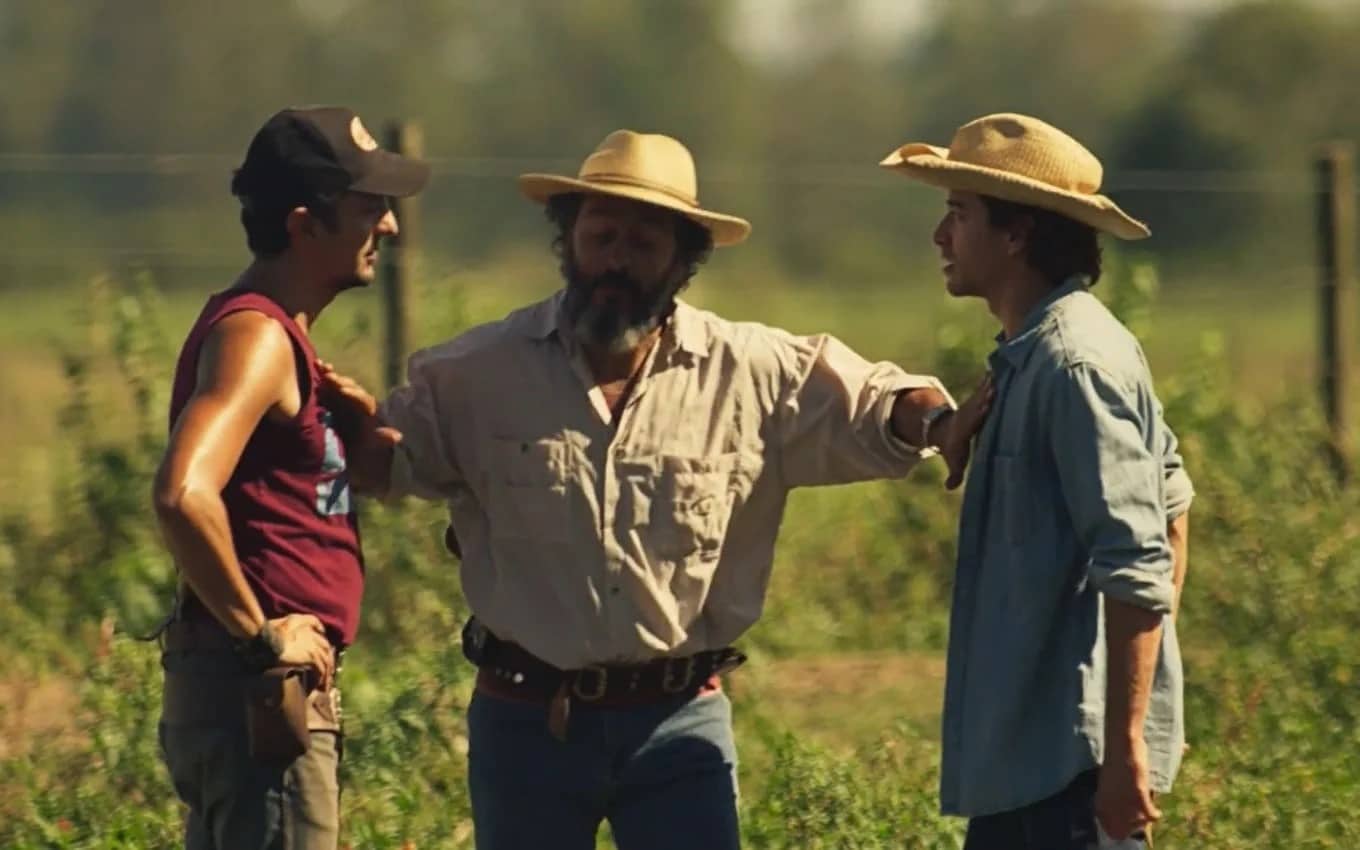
left=233, top=620, right=284, bottom=671
left=921, top=403, right=955, bottom=449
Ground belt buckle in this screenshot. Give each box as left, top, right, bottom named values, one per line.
left=662, top=656, right=696, bottom=693
left=572, top=665, right=609, bottom=701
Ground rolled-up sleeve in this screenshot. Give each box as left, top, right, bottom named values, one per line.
left=379, top=349, right=463, bottom=501
left=1160, top=418, right=1194, bottom=520
left=774, top=332, right=953, bottom=488
left=1048, top=362, right=1174, bottom=613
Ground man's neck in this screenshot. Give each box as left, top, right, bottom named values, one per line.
left=234, top=258, right=334, bottom=335
left=988, top=267, right=1060, bottom=340
left=582, top=326, right=662, bottom=386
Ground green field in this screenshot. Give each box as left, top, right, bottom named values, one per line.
left=0, top=252, right=1317, bottom=517
left=6, top=0, right=1360, bottom=845
left=2, top=261, right=1357, bottom=848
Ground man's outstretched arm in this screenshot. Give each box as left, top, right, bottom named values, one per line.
left=773, top=331, right=985, bottom=488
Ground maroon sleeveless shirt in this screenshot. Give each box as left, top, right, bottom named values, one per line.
left=169, top=289, right=365, bottom=646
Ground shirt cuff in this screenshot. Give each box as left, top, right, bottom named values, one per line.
left=1164, top=468, right=1195, bottom=520
left=877, top=374, right=958, bottom=461
left=1090, top=562, right=1176, bottom=614
left=384, top=442, right=418, bottom=502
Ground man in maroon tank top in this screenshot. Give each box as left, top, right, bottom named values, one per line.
left=151, top=106, right=426, bottom=850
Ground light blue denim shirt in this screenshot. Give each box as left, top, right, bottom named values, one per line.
left=940, top=278, right=1194, bottom=817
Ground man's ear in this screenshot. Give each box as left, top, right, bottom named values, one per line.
left=1004, top=214, right=1034, bottom=259
left=284, top=206, right=313, bottom=243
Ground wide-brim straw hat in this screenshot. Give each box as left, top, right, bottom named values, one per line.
left=519, top=129, right=751, bottom=246
left=879, top=113, right=1149, bottom=240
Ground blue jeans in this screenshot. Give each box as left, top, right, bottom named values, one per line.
left=963, top=769, right=1149, bottom=850
left=467, top=688, right=740, bottom=850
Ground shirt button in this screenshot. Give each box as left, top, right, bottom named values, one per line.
left=610, top=586, right=621, bottom=595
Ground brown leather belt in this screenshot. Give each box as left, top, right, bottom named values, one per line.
left=470, top=630, right=745, bottom=706
left=463, top=619, right=746, bottom=740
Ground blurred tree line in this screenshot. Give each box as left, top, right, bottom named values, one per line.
left=1, top=0, right=1358, bottom=288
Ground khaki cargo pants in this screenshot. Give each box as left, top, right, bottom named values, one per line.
left=158, top=648, right=343, bottom=850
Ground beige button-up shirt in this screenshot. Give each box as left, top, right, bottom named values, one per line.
left=381, top=292, right=950, bottom=669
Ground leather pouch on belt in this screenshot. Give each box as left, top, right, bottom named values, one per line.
left=246, top=666, right=313, bottom=764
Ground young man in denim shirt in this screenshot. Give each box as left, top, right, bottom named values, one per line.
left=881, top=114, right=1194, bottom=849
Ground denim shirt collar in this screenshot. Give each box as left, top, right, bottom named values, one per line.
left=988, top=276, right=1090, bottom=373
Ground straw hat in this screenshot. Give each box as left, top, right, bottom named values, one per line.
left=519, top=130, right=751, bottom=246
left=879, top=113, right=1149, bottom=240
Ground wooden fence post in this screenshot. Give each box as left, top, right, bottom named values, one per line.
left=1317, top=142, right=1356, bottom=482
left=381, top=120, right=424, bottom=392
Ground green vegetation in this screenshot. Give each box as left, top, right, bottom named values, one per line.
left=3, top=1, right=1359, bottom=846
left=2, top=262, right=1357, bottom=848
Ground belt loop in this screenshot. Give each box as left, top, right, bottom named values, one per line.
left=572, top=665, right=609, bottom=701
left=662, top=656, right=696, bottom=693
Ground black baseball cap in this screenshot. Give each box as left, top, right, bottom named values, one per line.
left=232, top=106, right=430, bottom=202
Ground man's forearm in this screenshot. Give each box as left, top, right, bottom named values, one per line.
left=890, top=386, right=953, bottom=447
left=350, top=433, right=396, bottom=497
left=1104, top=597, right=1164, bottom=754
left=154, top=487, right=265, bottom=638
left=1168, top=511, right=1189, bottom=620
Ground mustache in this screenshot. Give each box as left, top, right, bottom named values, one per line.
left=575, top=270, right=644, bottom=296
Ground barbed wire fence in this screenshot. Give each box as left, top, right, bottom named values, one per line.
left=1, top=136, right=1356, bottom=476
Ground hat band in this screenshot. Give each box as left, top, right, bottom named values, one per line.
left=576, top=171, right=699, bottom=208
left=948, top=153, right=1099, bottom=195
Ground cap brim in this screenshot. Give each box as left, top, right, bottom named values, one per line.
left=350, top=151, right=431, bottom=198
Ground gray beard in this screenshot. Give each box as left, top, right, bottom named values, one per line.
left=566, top=302, right=666, bottom=353
left=560, top=264, right=682, bottom=353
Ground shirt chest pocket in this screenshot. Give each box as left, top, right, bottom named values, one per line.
left=991, top=454, right=1029, bottom=547
left=485, top=436, right=572, bottom=541
left=649, top=453, right=739, bottom=562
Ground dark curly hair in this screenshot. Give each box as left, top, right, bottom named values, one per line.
left=980, top=195, right=1103, bottom=286
left=230, top=171, right=342, bottom=259
left=544, top=192, right=714, bottom=286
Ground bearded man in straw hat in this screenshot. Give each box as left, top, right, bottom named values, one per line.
left=881, top=114, right=1195, bottom=849
left=323, top=128, right=991, bottom=849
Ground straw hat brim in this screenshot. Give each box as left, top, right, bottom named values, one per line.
left=880, top=144, right=1150, bottom=241
left=519, top=174, right=752, bottom=247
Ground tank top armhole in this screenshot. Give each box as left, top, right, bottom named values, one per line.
left=206, top=304, right=315, bottom=419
